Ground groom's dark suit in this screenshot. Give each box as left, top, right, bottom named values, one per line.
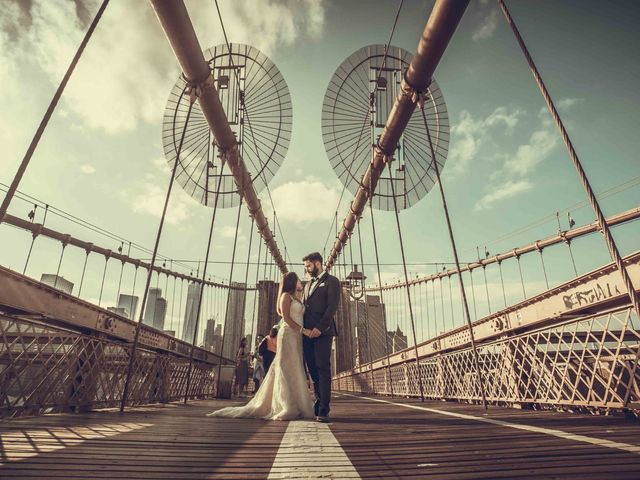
left=303, top=271, right=340, bottom=418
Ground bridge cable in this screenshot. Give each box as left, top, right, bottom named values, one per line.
left=120, top=90, right=196, bottom=412
left=0, top=0, right=110, bottom=225
left=183, top=160, right=230, bottom=401
left=497, top=260, right=508, bottom=309
left=23, top=204, right=48, bottom=274
left=386, top=160, right=425, bottom=401
left=499, top=0, right=640, bottom=408
left=249, top=227, right=264, bottom=349
left=537, top=245, right=550, bottom=290
left=241, top=218, right=256, bottom=345
left=421, top=106, right=488, bottom=409
left=356, top=218, right=377, bottom=392
left=515, top=252, right=527, bottom=300
left=210, top=192, right=245, bottom=400
left=368, top=202, right=396, bottom=397
left=97, top=254, right=109, bottom=307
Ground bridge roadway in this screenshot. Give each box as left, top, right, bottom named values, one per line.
left=1, top=395, right=639, bottom=479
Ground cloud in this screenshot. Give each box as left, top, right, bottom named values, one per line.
left=448, top=107, right=523, bottom=175
left=80, top=164, right=96, bottom=174
left=127, top=180, right=200, bottom=226
left=557, top=97, right=583, bottom=110
left=472, top=9, right=499, bottom=42
left=0, top=0, right=325, bottom=136
left=265, top=180, right=341, bottom=225
left=504, top=129, right=558, bottom=176
left=474, top=180, right=533, bottom=211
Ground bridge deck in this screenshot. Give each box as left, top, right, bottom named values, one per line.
left=1, top=395, right=639, bottom=479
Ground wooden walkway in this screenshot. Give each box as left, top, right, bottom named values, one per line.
left=1, top=394, right=639, bottom=479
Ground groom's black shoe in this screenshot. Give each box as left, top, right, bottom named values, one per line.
left=315, top=415, right=329, bottom=423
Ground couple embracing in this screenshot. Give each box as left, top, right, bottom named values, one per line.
left=209, top=252, right=340, bottom=422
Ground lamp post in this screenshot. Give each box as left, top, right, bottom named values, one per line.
left=346, top=264, right=375, bottom=393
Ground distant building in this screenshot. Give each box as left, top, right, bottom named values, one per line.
left=388, top=326, right=408, bottom=352
left=40, top=274, right=73, bottom=295
left=143, top=288, right=160, bottom=326
left=204, top=319, right=222, bottom=354
left=117, top=294, right=139, bottom=320
left=221, top=282, right=247, bottom=359
left=153, top=297, right=167, bottom=331
left=334, top=286, right=356, bottom=373
left=182, top=282, right=202, bottom=344
left=256, top=280, right=279, bottom=338
left=143, top=288, right=167, bottom=331
left=356, top=295, right=388, bottom=364
left=107, top=306, right=128, bottom=317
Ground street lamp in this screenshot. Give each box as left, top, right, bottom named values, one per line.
left=346, top=264, right=366, bottom=301
left=346, top=264, right=366, bottom=368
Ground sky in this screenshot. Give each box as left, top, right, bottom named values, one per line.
left=1, top=0, right=639, bottom=344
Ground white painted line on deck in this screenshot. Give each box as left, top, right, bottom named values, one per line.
left=268, top=420, right=360, bottom=479
left=340, top=393, right=640, bottom=456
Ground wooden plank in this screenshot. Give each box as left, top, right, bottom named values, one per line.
left=0, top=396, right=638, bottom=479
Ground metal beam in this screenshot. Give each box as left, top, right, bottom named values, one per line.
left=149, top=0, right=286, bottom=273
left=371, top=206, right=640, bottom=290
left=2, top=213, right=254, bottom=291
left=326, top=0, right=470, bottom=269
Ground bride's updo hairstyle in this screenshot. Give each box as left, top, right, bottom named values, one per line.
left=276, top=271, right=299, bottom=316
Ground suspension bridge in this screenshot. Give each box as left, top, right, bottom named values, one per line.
left=1, top=0, right=639, bottom=478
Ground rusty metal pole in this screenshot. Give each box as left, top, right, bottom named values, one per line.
left=326, top=0, right=470, bottom=270
left=149, top=0, right=286, bottom=273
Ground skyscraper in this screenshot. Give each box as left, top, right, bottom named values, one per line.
left=388, top=327, right=407, bottom=352
left=143, top=288, right=167, bottom=330
left=153, top=297, right=167, bottom=331
left=143, top=288, right=161, bottom=326
left=256, top=280, right=279, bottom=338
left=40, top=274, right=73, bottom=295
left=204, top=318, right=222, bottom=353
left=355, top=295, right=388, bottom=364
left=334, top=286, right=356, bottom=373
left=221, top=281, right=247, bottom=359
left=117, top=294, right=139, bottom=320
left=182, top=282, right=202, bottom=344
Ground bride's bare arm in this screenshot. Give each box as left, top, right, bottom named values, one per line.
left=280, top=294, right=306, bottom=334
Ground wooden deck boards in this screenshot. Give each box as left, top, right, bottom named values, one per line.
left=1, top=395, right=638, bottom=479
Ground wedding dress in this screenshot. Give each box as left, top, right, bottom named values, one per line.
left=208, top=295, right=314, bottom=421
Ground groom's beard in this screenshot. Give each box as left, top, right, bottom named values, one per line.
left=311, top=265, right=320, bottom=278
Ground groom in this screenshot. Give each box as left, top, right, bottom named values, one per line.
left=302, top=252, right=340, bottom=423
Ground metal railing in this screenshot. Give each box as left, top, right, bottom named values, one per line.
left=0, top=266, right=234, bottom=418
left=334, top=253, right=640, bottom=415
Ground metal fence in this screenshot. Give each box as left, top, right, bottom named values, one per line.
left=335, top=306, right=640, bottom=414
left=0, top=312, right=221, bottom=418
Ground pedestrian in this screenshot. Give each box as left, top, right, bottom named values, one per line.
left=234, top=337, right=250, bottom=397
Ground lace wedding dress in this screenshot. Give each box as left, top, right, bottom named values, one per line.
left=208, top=295, right=314, bottom=421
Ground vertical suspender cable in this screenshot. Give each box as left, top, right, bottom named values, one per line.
left=214, top=193, right=244, bottom=398
left=249, top=225, right=263, bottom=347
left=356, top=219, right=376, bottom=393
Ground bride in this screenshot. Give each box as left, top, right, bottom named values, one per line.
left=207, top=272, right=314, bottom=420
